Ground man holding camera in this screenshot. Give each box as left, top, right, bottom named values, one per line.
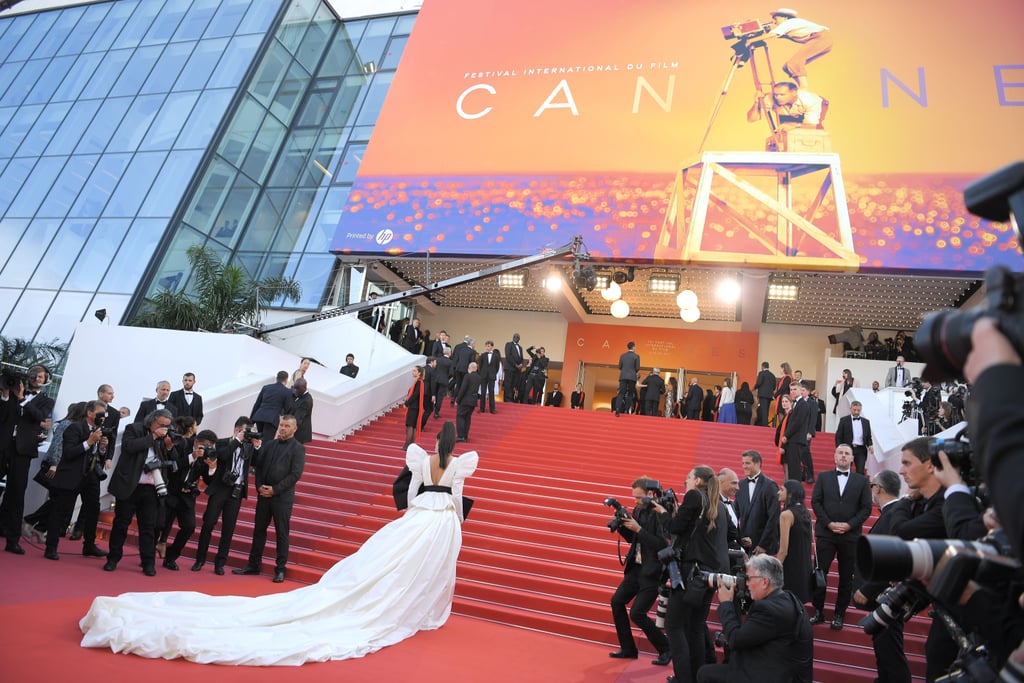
left=105, top=409, right=179, bottom=576
left=697, top=555, right=813, bottom=683
left=160, top=428, right=209, bottom=571
left=192, top=419, right=256, bottom=575
left=609, top=477, right=671, bottom=665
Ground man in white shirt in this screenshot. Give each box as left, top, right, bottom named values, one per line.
left=767, top=8, right=833, bottom=89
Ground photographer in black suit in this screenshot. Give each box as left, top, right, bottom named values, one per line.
left=835, top=400, right=873, bottom=475
left=608, top=477, right=671, bottom=665
left=192, top=419, right=257, bottom=575
left=160, top=424, right=209, bottom=571
left=809, top=444, right=872, bottom=630
left=105, top=409, right=180, bottom=576
left=233, top=414, right=305, bottom=583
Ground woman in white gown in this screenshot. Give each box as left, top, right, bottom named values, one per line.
left=80, top=421, right=479, bottom=666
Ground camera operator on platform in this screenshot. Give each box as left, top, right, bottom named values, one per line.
left=608, top=477, right=672, bottom=665
left=192, top=418, right=257, bottom=575
left=696, top=554, right=813, bottom=683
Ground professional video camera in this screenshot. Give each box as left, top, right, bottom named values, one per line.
left=916, top=162, right=1024, bottom=383
left=720, top=18, right=771, bottom=63
left=604, top=497, right=630, bottom=533
left=0, top=364, right=29, bottom=392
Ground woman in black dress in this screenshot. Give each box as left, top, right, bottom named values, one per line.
left=402, top=366, right=428, bottom=450
left=734, top=381, right=754, bottom=425
left=776, top=479, right=813, bottom=604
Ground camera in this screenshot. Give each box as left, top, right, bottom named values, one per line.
left=0, top=365, right=29, bottom=392
left=915, top=162, right=1024, bottom=382
left=655, top=584, right=670, bottom=628
left=721, top=19, right=769, bottom=42
left=604, top=497, right=629, bottom=533
left=859, top=580, right=931, bottom=636
left=242, top=427, right=261, bottom=442
left=698, top=570, right=752, bottom=605
left=928, top=431, right=978, bottom=486
left=143, top=453, right=177, bottom=497
left=856, top=535, right=1004, bottom=584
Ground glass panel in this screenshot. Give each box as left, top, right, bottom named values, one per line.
left=7, top=156, right=68, bottom=218
left=294, top=7, right=334, bottom=73
left=111, top=0, right=166, bottom=50
left=140, top=41, right=195, bottom=95
left=269, top=59, right=311, bottom=125
left=217, top=95, right=263, bottom=167
left=238, top=0, right=280, bottom=34
left=255, top=251, right=291, bottom=282
left=105, top=151, right=167, bottom=217
left=63, top=219, right=129, bottom=291
left=0, top=218, right=30, bottom=273
left=0, top=288, right=20, bottom=332
left=307, top=186, right=349, bottom=251
left=40, top=155, right=99, bottom=218
left=0, top=62, right=22, bottom=103
left=109, top=44, right=164, bottom=97
left=138, top=149, right=203, bottom=217
left=107, top=94, right=166, bottom=153
left=0, top=16, right=32, bottom=64
left=51, top=52, right=103, bottom=102
left=241, top=113, right=285, bottom=184
left=232, top=251, right=265, bottom=280
left=267, top=130, right=314, bottom=187
left=173, top=37, right=230, bottom=91
left=296, top=80, right=334, bottom=128
left=0, top=217, right=61, bottom=288
left=28, top=218, right=94, bottom=289
left=142, top=0, right=190, bottom=45
left=7, top=12, right=58, bottom=62
left=380, top=35, right=408, bottom=71
left=0, top=104, right=44, bottom=157
left=204, top=0, right=250, bottom=38
left=249, top=40, right=290, bottom=109
left=45, top=99, right=102, bottom=155
left=68, top=154, right=132, bottom=218
left=182, top=159, right=237, bottom=233
left=394, top=14, right=416, bottom=35
left=326, top=74, right=368, bottom=128
left=272, top=188, right=316, bottom=252
left=240, top=189, right=290, bottom=251
left=25, top=55, right=77, bottom=104
left=79, top=48, right=133, bottom=99
left=354, top=17, right=397, bottom=70
left=84, top=0, right=139, bottom=54
left=331, top=143, right=365, bottom=183
left=0, top=59, right=47, bottom=108
left=277, top=2, right=312, bottom=55
left=172, top=0, right=220, bottom=42
left=210, top=175, right=259, bottom=245
left=74, top=97, right=132, bottom=154
left=354, top=71, right=392, bottom=127
left=146, top=224, right=207, bottom=295
left=176, top=88, right=234, bottom=149
left=206, top=33, right=262, bottom=89
left=33, top=5, right=87, bottom=60
left=100, top=218, right=167, bottom=293
left=0, top=157, right=37, bottom=214
left=57, top=2, right=112, bottom=56
left=318, top=30, right=357, bottom=78
left=85, top=293, right=130, bottom=325
left=35, top=291, right=92, bottom=343
left=139, top=91, right=200, bottom=151
left=0, top=106, right=15, bottom=136
left=287, top=253, right=333, bottom=308
left=3, top=289, right=51, bottom=341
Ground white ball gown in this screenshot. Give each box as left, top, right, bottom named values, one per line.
left=79, top=445, right=479, bottom=665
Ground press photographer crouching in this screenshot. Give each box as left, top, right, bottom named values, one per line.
left=662, top=465, right=729, bottom=683
left=607, top=477, right=673, bottom=664
left=696, top=555, right=813, bottom=683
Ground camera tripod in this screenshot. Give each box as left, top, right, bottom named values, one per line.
left=696, top=38, right=780, bottom=154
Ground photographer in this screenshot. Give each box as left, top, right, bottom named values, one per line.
left=159, top=416, right=205, bottom=571
left=192, top=419, right=257, bottom=575
left=696, top=555, right=813, bottom=683
left=918, top=379, right=942, bottom=436
left=104, top=409, right=179, bottom=576
left=664, top=465, right=729, bottom=683
left=608, top=477, right=671, bottom=665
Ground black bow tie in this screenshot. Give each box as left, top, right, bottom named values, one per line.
left=852, top=417, right=861, bottom=421
left=184, top=392, right=193, bottom=395
left=722, top=498, right=733, bottom=506
left=837, top=470, right=849, bottom=477
left=748, top=477, right=759, bottom=484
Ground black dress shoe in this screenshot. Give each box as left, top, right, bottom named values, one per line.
left=162, top=559, right=179, bottom=571
left=489, top=410, right=496, bottom=414
left=102, top=560, right=117, bottom=571
left=831, top=614, right=845, bottom=630
left=608, top=650, right=638, bottom=659
left=272, top=570, right=286, bottom=583
left=809, top=610, right=825, bottom=625
left=232, top=565, right=260, bottom=575
left=143, top=565, right=157, bottom=577
left=456, top=437, right=467, bottom=442
left=82, top=545, right=107, bottom=557
left=69, top=526, right=83, bottom=541
left=653, top=651, right=671, bottom=666
left=43, top=549, right=59, bottom=560
left=4, top=543, right=25, bottom=555
left=214, top=564, right=225, bottom=576
left=191, top=561, right=204, bottom=572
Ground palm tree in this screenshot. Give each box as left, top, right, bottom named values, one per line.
left=131, top=245, right=301, bottom=334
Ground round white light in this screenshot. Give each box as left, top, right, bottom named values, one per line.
left=544, top=276, right=562, bottom=292
left=680, top=306, right=701, bottom=323
left=717, top=278, right=741, bottom=303
left=600, top=281, right=621, bottom=301
left=676, top=289, right=698, bottom=309
left=610, top=299, right=630, bottom=319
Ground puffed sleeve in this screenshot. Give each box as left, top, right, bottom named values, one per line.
left=405, top=444, right=428, bottom=508
left=451, top=451, right=479, bottom=523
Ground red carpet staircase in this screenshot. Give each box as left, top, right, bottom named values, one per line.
left=101, top=402, right=927, bottom=682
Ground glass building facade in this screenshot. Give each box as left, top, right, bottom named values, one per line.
left=0, top=0, right=413, bottom=352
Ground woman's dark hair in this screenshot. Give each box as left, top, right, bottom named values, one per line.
left=66, top=401, right=89, bottom=421
left=782, top=480, right=811, bottom=525
left=436, top=421, right=456, bottom=468
left=739, top=381, right=750, bottom=392
left=173, top=415, right=197, bottom=434
left=692, top=465, right=720, bottom=530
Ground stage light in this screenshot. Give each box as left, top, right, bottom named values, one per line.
left=543, top=274, right=562, bottom=292
left=717, top=278, right=741, bottom=303
left=600, top=281, right=622, bottom=301
left=648, top=273, right=680, bottom=293
left=573, top=266, right=597, bottom=292
left=681, top=307, right=701, bottom=323
left=595, top=274, right=611, bottom=290
left=676, top=289, right=698, bottom=309
left=768, top=275, right=800, bottom=301
left=610, top=299, right=630, bottom=318
left=94, top=308, right=107, bottom=322
left=497, top=272, right=527, bottom=289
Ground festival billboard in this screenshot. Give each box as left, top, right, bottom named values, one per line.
left=332, top=0, right=1024, bottom=274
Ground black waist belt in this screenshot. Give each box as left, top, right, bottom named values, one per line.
left=420, top=485, right=452, bottom=494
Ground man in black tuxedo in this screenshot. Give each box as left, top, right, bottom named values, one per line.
left=735, top=450, right=780, bottom=555
left=477, top=341, right=501, bottom=414
left=69, top=383, right=119, bottom=544
left=455, top=361, right=481, bottom=442
left=193, top=418, right=256, bottom=575
left=683, top=377, right=703, bottom=420
left=431, top=330, right=451, bottom=358
left=168, top=372, right=204, bottom=425
left=797, top=383, right=818, bottom=482
left=288, top=378, right=314, bottom=444
left=639, top=368, right=665, bottom=416
left=233, top=414, right=305, bottom=583
left=134, top=380, right=176, bottom=424
left=431, top=349, right=453, bottom=418
left=698, top=554, right=813, bottom=683
left=339, top=354, right=359, bottom=378
left=852, top=469, right=911, bottom=683
left=884, top=355, right=911, bottom=388
left=250, top=371, right=293, bottom=440
left=780, top=383, right=813, bottom=482
left=809, top=443, right=871, bottom=629
left=835, top=400, right=873, bottom=475
left=160, top=427, right=209, bottom=571
left=503, top=333, right=524, bottom=402
left=105, top=408, right=180, bottom=575
left=753, top=362, right=777, bottom=426
left=609, top=477, right=671, bottom=664
left=614, top=341, right=640, bottom=416
left=545, top=382, right=564, bottom=407
left=401, top=317, right=422, bottom=353
left=0, top=365, right=54, bottom=555
left=451, top=336, right=476, bottom=404
left=42, top=400, right=110, bottom=560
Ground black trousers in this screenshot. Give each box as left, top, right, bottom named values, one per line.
left=665, top=585, right=713, bottom=683
left=194, top=488, right=242, bottom=567
left=44, top=486, right=79, bottom=553
left=452, top=370, right=467, bottom=403
left=456, top=402, right=475, bottom=439
left=247, top=494, right=293, bottom=572
left=851, top=445, right=869, bottom=475
left=108, top=484, right=160, bottom=568
left=161, top=492, right=197, bottom=562
left=813, top=534, right=858, bottom=616
left=795, top=442, right=815, bottom=480
left=502, top=372, right=517, bottom=402
left=756, top=397, right=772, bottom=426
left=873, top=619, right=911, bottom=683
left=0, top=454, right=31, bottom=544
left=615, top=380, right=636, bottom=414
left=479, top=377, right=497, bottom=412
left=644, top=399, right=660, bottom=416
left=611, top=567, right=668, bottom=655
left=431, top=382, right=447, bottom=416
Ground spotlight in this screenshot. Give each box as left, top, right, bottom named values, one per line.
left=613, top=267, right=636, bottom=285
left=680, top=307, right=701, bottom=323
left=648, top=273, right=680, bottom=293
left=717, top=278, right=741, bottom=303
left=768, top=275, right=800, bottom=301
left=600, top=281, right=622, bottom=301
left=94, top=308, right=107, bottom=322
left=595, top=274, right=611, bottom=290
left=676, top=289, right=698, bottom=309
left=497, top=272, right=527, bottom=289
left=542, top=273, right=562, bottom=292
left=573, top=266, right=597, bottom=292
left=610, top=299, right=630, bottom=318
